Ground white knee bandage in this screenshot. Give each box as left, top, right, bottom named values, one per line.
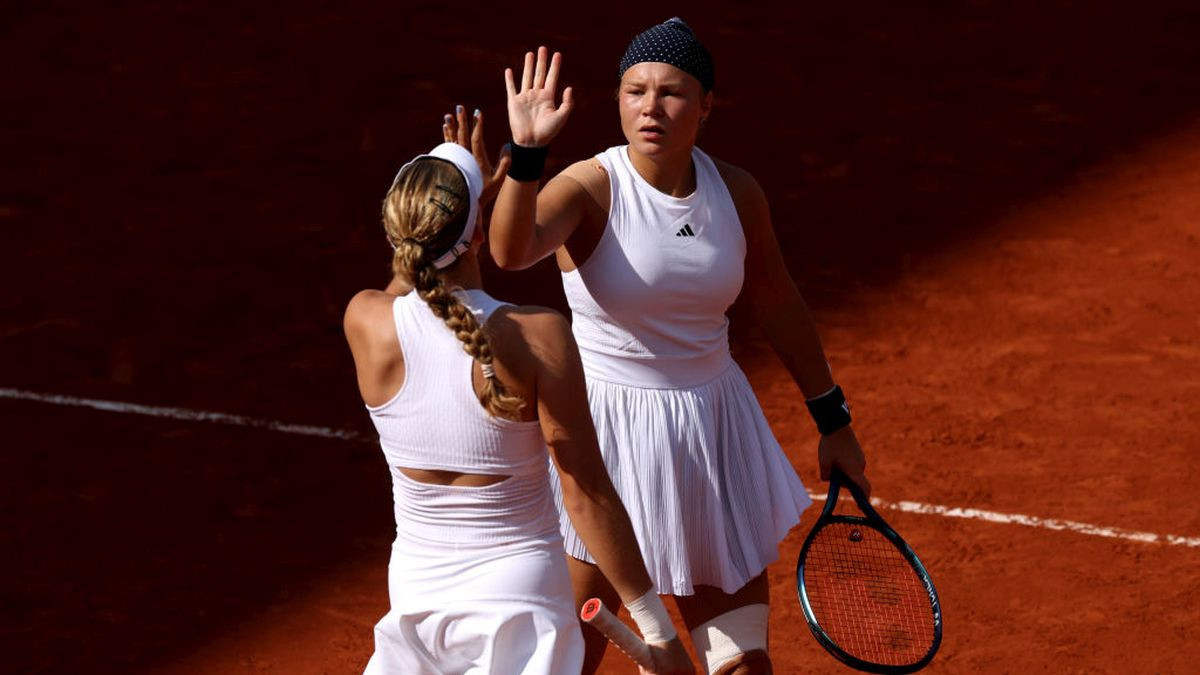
left=689, top=603, right=769, bottom=674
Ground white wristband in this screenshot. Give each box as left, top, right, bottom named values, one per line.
left=625, top=588, right=676, bottom=643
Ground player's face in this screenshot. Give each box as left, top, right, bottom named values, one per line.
left=618, top=62, right=712, bottom=159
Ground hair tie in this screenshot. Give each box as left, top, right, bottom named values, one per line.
left=388, top=235, right=426, bottom=255
left=480, top=363, right=495, bottom=379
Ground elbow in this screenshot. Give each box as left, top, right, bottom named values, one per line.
left=488, top=243, right=528, bottom=271
left=492, top=254, right=524, bottom=271
left=559, top=484, right=589, bottom=517
left=553, top=462, right=587, bottom=511
left=554, top=462, right=615, bottom=517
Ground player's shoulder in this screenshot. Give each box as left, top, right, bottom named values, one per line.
left=344, top=289, right=392, bottom=322
left=491, top=303, right=571, bottom=343
left=711, top=156, right=766, bottom=204
left=558, top=157, right=609, bottom=185
left=343, top=289, right=397, bottom=341
left=547, top=158, right=610, bottom=205
left=488, top=304, right=573, bottom=367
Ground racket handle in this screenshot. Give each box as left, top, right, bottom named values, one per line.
left=580, top=597, right=656, bottom=670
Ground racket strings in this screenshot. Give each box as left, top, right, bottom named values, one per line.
left=803, top=522, right=935, bottom=665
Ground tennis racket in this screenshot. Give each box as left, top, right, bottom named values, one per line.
left=796, top=468, right=942, bottom=673
left=580, top=597, right=655, bottom=670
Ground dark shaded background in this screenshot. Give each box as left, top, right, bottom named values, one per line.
left=3, top=1, right=1199, bottom=671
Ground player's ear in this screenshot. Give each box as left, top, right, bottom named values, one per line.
left=700, top=90, right=713, bottom=124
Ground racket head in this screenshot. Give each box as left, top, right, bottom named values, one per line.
left=796, top=471, right=943, bottom=673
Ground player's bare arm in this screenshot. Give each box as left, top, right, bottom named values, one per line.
left=342, top=289, right=404, bottom=408
left=490, top=47, right=587, bottom=270
left=718, top=160, right=870, bottom=494
left=523, top=310, right=652, bottom=597
left=523, top=310, right=693, bottom=674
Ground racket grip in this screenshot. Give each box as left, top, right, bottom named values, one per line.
left=580, top=597, right=656, bottom=670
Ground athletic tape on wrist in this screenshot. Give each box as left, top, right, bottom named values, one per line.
left=805, top=384, right=852, bottom=435
left=625, top=589, right=676, bottom=643
left=507, top=142, right=548, bottom=182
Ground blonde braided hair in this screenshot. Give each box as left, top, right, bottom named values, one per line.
left=383, top=158, right=524, bottom=418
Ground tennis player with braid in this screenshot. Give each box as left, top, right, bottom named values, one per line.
left=344, top=119, right=692, bottom=673
left=482, top=18, right=871, bottom=675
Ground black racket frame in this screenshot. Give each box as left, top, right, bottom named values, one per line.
left=795, top=469, right=943, bottom=674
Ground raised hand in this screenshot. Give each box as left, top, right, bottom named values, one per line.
left=442, top=105, right=511, bottom=206
left=504, top=46, right=574, bottom=147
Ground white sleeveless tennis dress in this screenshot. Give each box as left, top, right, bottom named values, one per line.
left=363, top=289, right=583, bottom=675
left=553, top=145, right=813, bottom=596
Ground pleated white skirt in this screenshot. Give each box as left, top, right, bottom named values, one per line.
left=552, top=360, right=813, bottom=596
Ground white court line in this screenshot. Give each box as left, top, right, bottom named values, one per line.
left=807, top=492, right=1200, bottom=549
left=0, top=387, right=366, bottom=442
left=3, top=386, right=1196, bottom=549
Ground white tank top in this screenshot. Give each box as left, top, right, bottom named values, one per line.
left=366, top=289, right=546, bottom=477
left=562, top=145, right=746, bottom=388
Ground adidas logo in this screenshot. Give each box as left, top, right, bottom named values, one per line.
left=675, top=224, right=696, bottom=237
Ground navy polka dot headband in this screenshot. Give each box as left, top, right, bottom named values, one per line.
left=618, top=17, right=714, bottom=92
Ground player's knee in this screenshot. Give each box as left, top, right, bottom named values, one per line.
left=689, top=603, right=770, bottom=674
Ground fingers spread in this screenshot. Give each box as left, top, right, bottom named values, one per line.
left=504, top=67, right=517, bottom=98
left=559, top=85, right=575, bottom=116
left=455, top=105, right=469, bottom=146
left=470, top=108, right=484, bottom=147
left=521, top=50, right=534, bottom=92
left=544, top=50, right=562, bottom=93
left=470, top=108, right=491, bottom=171
left=534, top=45, right=548, bottom=89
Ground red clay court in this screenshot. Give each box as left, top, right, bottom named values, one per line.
left=3, top=1, right=1199, bottom=673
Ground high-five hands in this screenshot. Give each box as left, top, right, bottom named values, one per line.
left=504, top=46, right=574, bottom=147
left=441, top=105, right=511, bottom=206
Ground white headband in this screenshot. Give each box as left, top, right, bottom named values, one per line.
left=391, top=142, right=483, bottom=269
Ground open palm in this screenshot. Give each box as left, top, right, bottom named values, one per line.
left=442, top=106, right=511, bottom=206
left=505, top=46, right=574, bottom=147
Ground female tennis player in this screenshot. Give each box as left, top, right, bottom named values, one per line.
left=481, top=18, right=871, bottom=675
left=344, top=128, right=692, bottom=673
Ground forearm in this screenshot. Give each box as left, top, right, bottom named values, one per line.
left=559, top=472, right=654, bottom=601
left=489, top=177, right=541, bottom=270
left=756, top=288, right=837, bottom=398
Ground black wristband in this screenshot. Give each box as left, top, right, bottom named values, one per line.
left=805, top=385, right=852, bottom=435
left=507, top=142, right=549, bottom=182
